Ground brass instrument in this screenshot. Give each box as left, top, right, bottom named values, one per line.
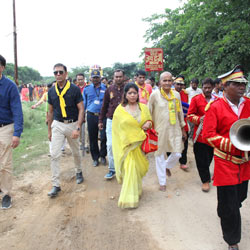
left=229, top=118, right=250, bottom=161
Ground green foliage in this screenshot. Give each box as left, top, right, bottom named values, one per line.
left=144, top=0, right=250, bottom=81
left=19, top=66, right=42, bottom=83
left=5, top=63, right=15, bottom=76
left=13, top=102, right=49, bottom=175
left=5, top=63, right=42, bottom=84
left=43, top=76, right=55, bottom=85
left=103, top=62, right=141, bottom=79
left=69, top=63, right=142, bottom=80
left=68, top=65, right=90, bottom=80
left=22, top=102, right=45, bottom=129
left=102, top=67, right=113, bottom=79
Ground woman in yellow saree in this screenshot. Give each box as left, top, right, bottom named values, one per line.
left=112, top=83, right=152, bottom=208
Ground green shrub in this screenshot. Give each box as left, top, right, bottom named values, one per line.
left=13, top=102, right=49, bottom=175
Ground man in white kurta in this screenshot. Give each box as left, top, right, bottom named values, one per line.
left=148, top=72, right=186, bottom=191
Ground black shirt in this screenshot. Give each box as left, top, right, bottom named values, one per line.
left=48, top=83, right=83, bottom=121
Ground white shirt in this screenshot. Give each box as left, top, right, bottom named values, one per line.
left=152, top=86, right=159, bottom=92
left=226, top=97, right=245, bottom=116
left=212, top=89, right=223, bottom=98
left=186, top=87, right=202, bottom=103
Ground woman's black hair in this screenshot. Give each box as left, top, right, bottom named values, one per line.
left=121, top=82, right=139, bottom=106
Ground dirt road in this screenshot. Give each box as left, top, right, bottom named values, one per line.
left=0, top=144, right=249, bottom=250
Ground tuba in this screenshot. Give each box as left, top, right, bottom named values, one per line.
left=229, top=118, right=250, bottom=160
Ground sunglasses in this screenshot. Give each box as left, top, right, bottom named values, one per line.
left=53, top=71, right=64, bottom=75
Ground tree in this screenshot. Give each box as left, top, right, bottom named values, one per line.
left=144, top=0, right=250, bottom=81
left=103, top=62, right=141, bottom=79
left=68, top=65, right=90, bottom=80
left=5, top=63, right=42, bottom=83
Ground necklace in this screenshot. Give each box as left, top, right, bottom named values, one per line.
left=127, top=103, right=138, bottom=112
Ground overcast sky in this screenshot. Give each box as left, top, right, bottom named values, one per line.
left=1, top=0, right=183, bottom=76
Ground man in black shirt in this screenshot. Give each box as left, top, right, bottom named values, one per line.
left=47, top=63, right=84, bottom=198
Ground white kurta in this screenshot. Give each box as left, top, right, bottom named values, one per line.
left=148, top=89, right=186, bottom=156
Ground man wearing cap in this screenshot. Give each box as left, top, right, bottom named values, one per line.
left=0, top=55, right=23, bottom=209
left=174, top=75, right=189, bottom=170
left=203, top=66, right=250, bottom=250
left=187, top=78, right=215, bottom=192
left=47, top=63, right=84, bottom=198
left=83, top=70, right=107, bottom=167
left=98, top=69, right=125, bottom=179
left=135, top=70, right=152, bottom=104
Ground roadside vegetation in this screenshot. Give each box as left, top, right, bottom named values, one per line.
left=13, top=102, right=50, bottom=175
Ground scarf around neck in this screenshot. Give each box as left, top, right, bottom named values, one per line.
left=55, top=80, right=71, bottom=118
left=160, top=88, right=180, bottom=125
left=135, top=82, right=150, bottom=101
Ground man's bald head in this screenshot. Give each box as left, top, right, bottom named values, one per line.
left=160, top=71, right=173, bottom=92
left=160, top=71, right=172, bottom=81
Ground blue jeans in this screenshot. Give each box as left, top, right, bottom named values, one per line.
left=106, top=118, right=115, bottom=172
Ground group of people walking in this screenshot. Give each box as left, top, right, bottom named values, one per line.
left=0, top=52, right=249, bottom=250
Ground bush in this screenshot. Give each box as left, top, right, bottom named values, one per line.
left=22, top=102, right=46, bottom=129
left=13, top=102, right=49, bottom=175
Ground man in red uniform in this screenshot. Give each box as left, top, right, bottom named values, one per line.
left=174, top=75, right=189, bottom=170
left=187, top=78, right=215, bottom=192
left=76, top=73, right=88, bottom=154
left=203, top=66, right=250, bottom=250
left=76, top=73, right=86, bottom=94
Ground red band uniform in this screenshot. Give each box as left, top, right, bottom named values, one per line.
left=187, top=93, right=214, bottom=184
left=202, top=65, right=250, bottom=248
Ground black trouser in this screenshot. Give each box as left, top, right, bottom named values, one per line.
left=217, top=181, right=248, bottom=245
left=193, top=142, right=213, bottom=183
left=179, top=132, right=189, bottom=165
left=87, top=112, right=107, bottom=161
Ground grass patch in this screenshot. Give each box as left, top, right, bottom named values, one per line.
left=13, top=102, right=50, bottom=175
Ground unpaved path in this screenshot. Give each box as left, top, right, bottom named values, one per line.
left=0, top=143, right=249, bottom=250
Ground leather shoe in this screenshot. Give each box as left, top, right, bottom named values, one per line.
left=76, top=172, right=84, bottom=184
left=100, top=157, right=106, bottom=166
left=48, top=186, right=61, bottom=197
left=202, top=182, right=210, bottom=192
left=93, top=160, right=99, bottom=167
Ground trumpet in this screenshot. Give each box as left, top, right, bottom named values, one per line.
left=229, top=118, right=250, bottom=161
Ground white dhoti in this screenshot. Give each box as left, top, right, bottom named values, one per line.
left=155, top=153, right=181, bottom=185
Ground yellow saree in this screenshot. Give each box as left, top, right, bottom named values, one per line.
left=112, top=103, right=152, bottom=208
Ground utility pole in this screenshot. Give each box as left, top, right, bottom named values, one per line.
left=13, top=0, right=18, bottom=85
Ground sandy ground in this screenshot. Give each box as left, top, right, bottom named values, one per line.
left=0, top=142, right=249, bottom=250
